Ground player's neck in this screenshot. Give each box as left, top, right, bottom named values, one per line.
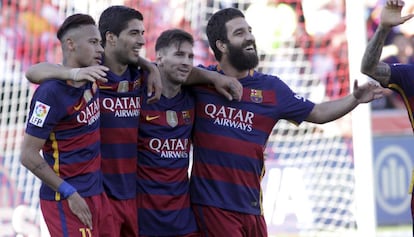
left=219, top=60, right=249, bottom=79
left=103, top=53, right=128, bottom=76
left=161, top=76, right=181, bottom=99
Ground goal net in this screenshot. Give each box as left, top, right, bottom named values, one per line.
left=0, top=0, right=364, bottom=236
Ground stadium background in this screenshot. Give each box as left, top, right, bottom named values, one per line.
left=0, top=0, right=413, bottom=236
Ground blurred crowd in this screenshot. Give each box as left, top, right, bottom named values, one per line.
left=0, top=0, right=413, bottom=110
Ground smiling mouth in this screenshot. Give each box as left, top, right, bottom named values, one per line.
left=133, top=48, right=141, bottom=55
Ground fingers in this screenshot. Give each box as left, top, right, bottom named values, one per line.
left=372, top=88, right=385, bottom=100
left=387, top=0, right=405, bottom=7
left=76, top=206, right=93, bottom=230
left=230, top=82, right=243, bottom=101
left=402, top=13, right=414, bottom=23
left=67, top=193, right=93, bottom=230
left=74, top=66, right=109, bottom=83
left=217, top=88, right=233, bottom=101
left=145, top=68, right=162, bottom=104
left=146, top=84, right=162, bottom=104
left=353, top=80, right=358, bottom=90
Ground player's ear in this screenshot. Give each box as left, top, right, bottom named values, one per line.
left=105, top=31, right=116, bottom=46
left=216, top=40, right=227, bottom=53
left=156, top=50, right=163, bottom=67
left=66, top=38, right=75, bottom=51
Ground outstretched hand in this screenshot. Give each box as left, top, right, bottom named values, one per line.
left=71, top=65, right=109, bottom=83
left=213, top=74, right=243, bottom=101
left=380, top=0, right=414, bottom=28
left=352, top=80, right=384, bottom=103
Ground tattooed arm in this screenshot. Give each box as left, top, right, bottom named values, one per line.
left=360, top=26, right=392, bottom=87
left=20, top=133, right=93, bottom=228
left=360, top=0, right=414, bottom=87
left=20, top=133, right=64, bottom=190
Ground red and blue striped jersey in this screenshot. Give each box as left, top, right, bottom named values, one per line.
left=137, top=86, right=198, bottom=236
left=98, top=65, right=143, bottom=200
left=190, top=65, right=315, bottom=215
left=25, top=80, right=103, bottom=200
left=389, top=64, right=414, bottom=132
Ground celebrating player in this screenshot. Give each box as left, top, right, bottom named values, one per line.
left=20, top=14, right=115, bottom=236
left=137, top=28, right=200, bottom=237
left=189, top=7, right=384, bottom=236
left=360, top=0, right=414, bottom=234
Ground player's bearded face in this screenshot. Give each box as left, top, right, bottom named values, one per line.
left=227, top=40, right=259, bottom=71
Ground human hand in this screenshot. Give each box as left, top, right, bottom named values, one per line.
left=380, top=0, right=414, bottom=29
left=145, top=64, right=162, bottom=104
left=70, top=65, right=109, bottom=83
left=67, top=192, right=93, bottom=230
left=352, top=80, right=384, bottom=103
left=213, top=74, right=243, bottom=101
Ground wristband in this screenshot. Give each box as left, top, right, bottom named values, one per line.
left=69, top=68, right=81, bottom=81
left=58, top=181, right=76, bottom=199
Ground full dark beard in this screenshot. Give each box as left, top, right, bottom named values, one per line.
left=227, top=43, right=259, bottom=71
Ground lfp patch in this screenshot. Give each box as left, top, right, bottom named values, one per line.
left=29, top=101, right=50, bottom=127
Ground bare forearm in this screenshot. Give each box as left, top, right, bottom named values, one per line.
left=307, top=94, right=358, bottom=124
left=21, top=152, right=62, bottom=190
left=26, top=63, right=71, bottom=84
left=185, top=67, right=215, bottom=85
left=136, top=56, right=153, bottom=71
left=20, top=135, right=63, bottom=191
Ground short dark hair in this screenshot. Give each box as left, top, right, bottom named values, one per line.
left=57, top=13, right=96, bottom=41
left=155, top=29, right=194, bottom=52
left=206, top=8, right=245, bottom=61
left=99, top=6, right=144, bottom=47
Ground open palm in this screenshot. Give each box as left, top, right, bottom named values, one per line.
left=380, top=0, right=414, bottom=28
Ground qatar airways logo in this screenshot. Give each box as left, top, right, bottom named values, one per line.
left=204, top=104, right=254, bottom=132
left=149, top=138, right=189, bottom=159
left=101, top=97, right=141, bottom=118
left=77, top=100, right=100, bottom=125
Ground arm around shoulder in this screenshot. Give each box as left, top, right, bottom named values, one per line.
left=26, top=63, right=72, bottom=84
left=26, top=63, right=109, bottom=84
left=186, top=66, right=243, bottom=101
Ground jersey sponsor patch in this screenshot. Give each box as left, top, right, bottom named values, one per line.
left=29, top=101, right=50, bottom=127
left=117, top=80, right=129, bottom=92
left=166, top=110, right=178, bottom=127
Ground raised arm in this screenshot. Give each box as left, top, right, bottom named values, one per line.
left=360, top=0, right=414, bottom=87
left=185, top=67, right=243, bottom=101
left=21, top=133, right=93, bottom=229
left=305, top=80, right=383, bottom=124
left=25, top=62, right=109, bottom=84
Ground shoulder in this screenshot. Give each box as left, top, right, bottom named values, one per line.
left=35, top=80, right=65, bottom=94
left=251, top=71, right=288, bottom=87
left=196, top=64, right=218, bottom=72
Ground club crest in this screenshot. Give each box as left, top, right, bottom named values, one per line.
left=182, top=110, right=191, bottom=124
left=250, top=89, right=263, bottom=103
left=133, top=78, right=141, bottom=90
